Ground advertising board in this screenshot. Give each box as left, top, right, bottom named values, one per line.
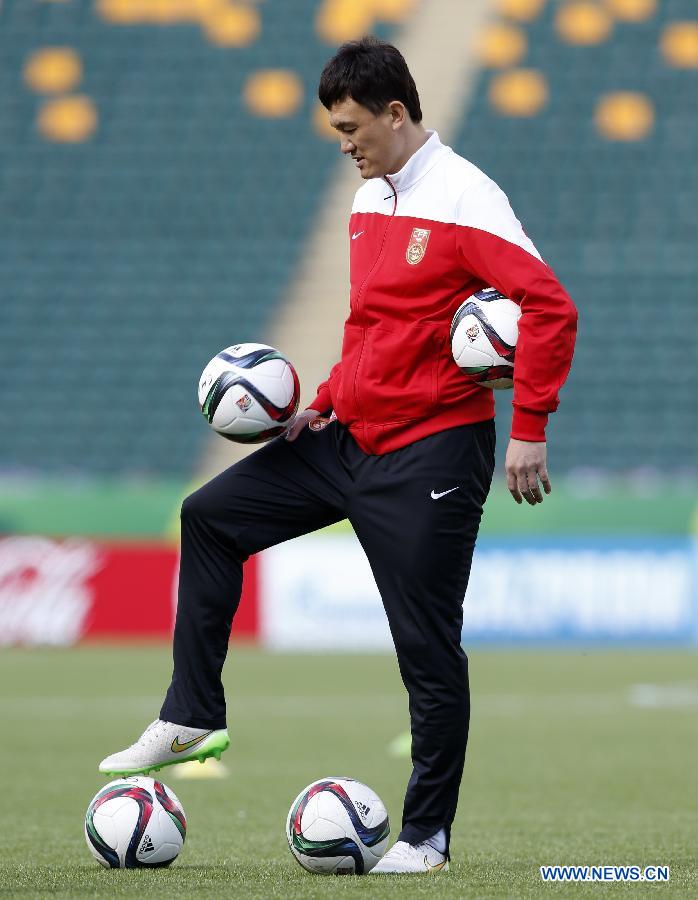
left=260, top=534, right=697, bottom=649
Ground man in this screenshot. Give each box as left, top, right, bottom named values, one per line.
left=99, top=38, right=577, bottom=873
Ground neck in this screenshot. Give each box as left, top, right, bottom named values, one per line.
left=389, top=124, right=429, bottom=175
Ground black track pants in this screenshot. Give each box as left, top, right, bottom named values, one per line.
left=161, top=419, right=495, bottom=846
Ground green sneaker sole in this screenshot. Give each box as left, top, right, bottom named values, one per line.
left=102, top=731, right=230, bottom=777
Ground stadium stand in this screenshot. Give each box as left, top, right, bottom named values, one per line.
left=0, top=0, right=400, bottom=475
left=1, top=0, right=695, bottom=476
left=453, top=0, right=698, bottom=473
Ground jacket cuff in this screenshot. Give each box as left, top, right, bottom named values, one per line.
left=307, top=385, right=332, bottom=415
left=511, top=407, right=548, bottom=442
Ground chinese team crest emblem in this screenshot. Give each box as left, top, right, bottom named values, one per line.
left=406, top=227, right=431, bottom=265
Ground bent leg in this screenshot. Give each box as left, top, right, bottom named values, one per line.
left=161, top=427, right=347, bottom=728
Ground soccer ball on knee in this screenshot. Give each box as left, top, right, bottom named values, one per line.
left=198, top=343, right=300, bottom=443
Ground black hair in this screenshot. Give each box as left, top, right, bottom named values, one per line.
left=318, top=36, right=422, bottom=123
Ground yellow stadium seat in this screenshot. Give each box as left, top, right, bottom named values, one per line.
left=37, top=95, right=98, bottom=143
left=97, top=0, right=260, bottom=40
left=489, top=69, right=548, bottom=117
left=371, top=0, right=417, bottom=23
left=595, top=92, right=654, bottom=141
left=496, top=0, right=546, bottom=23
left=24, top=47, right=82, bottom=94
left=604, top=0, right=656, bottom=23
left=556, top=2, right=613, bottom=46
left=190, top=0, right=223, bottom=18
left=96, top=0, right=148, bottom=25
left=316, top=0, right=375, bottom=44
left=145, top=0, right=190, bottom=25
left=244, top=70, right=303, bottom=118
left=202, top=4, right=261, bottom=47
left=661, top=22, right=698, bottom=69
left=479, top=23, right=527, bottom=68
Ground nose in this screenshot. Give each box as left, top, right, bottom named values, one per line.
left=340, top=137, right=355, bottom=155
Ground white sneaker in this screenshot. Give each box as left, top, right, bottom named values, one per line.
left=370, top=840, right=449, bottom=874
left=98, top=719, right=230, bottom=776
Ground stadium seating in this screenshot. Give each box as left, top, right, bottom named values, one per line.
left=453, top=0, right=698, bottom=472
left=0, top=0, right=399, bottom=475
left=1, top=0, right=694, bottom=476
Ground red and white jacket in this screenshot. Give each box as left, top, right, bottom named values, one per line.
left=309, top=131, right=577, bottom=455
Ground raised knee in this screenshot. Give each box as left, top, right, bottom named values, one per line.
left=181, top=486, right=217, bottom=523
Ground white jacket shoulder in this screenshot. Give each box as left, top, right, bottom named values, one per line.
left=440, top=149, right=490, bottom=195
left=452, top=153, right=543, bottom=261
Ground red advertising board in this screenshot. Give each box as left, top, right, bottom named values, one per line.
left=0, top=536, right=258, bottom=646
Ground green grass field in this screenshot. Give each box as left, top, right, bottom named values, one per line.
left=1, top=646, right=696, bottom=897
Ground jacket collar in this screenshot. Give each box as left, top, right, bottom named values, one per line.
left=384, top=130, right=449, bottom=193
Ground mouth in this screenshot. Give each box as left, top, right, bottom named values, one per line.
left=352, top=156, right=365, bottom=168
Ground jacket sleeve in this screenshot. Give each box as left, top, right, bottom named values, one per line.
left=306, top=361, right=341, bottom=414
left=455, top=178, right=578, bottom=442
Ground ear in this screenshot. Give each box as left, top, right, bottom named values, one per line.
left=387, top=101, right=408, bottom=131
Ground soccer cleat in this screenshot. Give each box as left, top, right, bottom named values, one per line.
left=370, top=840, right=449, bottom=874
left=98, top=719, right=230, bottom=776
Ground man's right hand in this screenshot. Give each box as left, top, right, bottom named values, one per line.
left=284, top=409, right=321, bottom=442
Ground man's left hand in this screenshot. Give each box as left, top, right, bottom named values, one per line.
left=505, top=438, right=551, bottom=505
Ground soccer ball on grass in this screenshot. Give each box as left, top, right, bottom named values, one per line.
left=85, top=776, right=186, bottom=868
left=286, top=777, right=390, bottom=875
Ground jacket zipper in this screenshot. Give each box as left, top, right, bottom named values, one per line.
left=352, top=176, right=398, bottom=444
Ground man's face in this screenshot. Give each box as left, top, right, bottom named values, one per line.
left=328, top=97, right=400, bottom=180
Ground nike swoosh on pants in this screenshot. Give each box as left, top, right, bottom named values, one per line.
left=430, top=487, right=459, bottom=500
